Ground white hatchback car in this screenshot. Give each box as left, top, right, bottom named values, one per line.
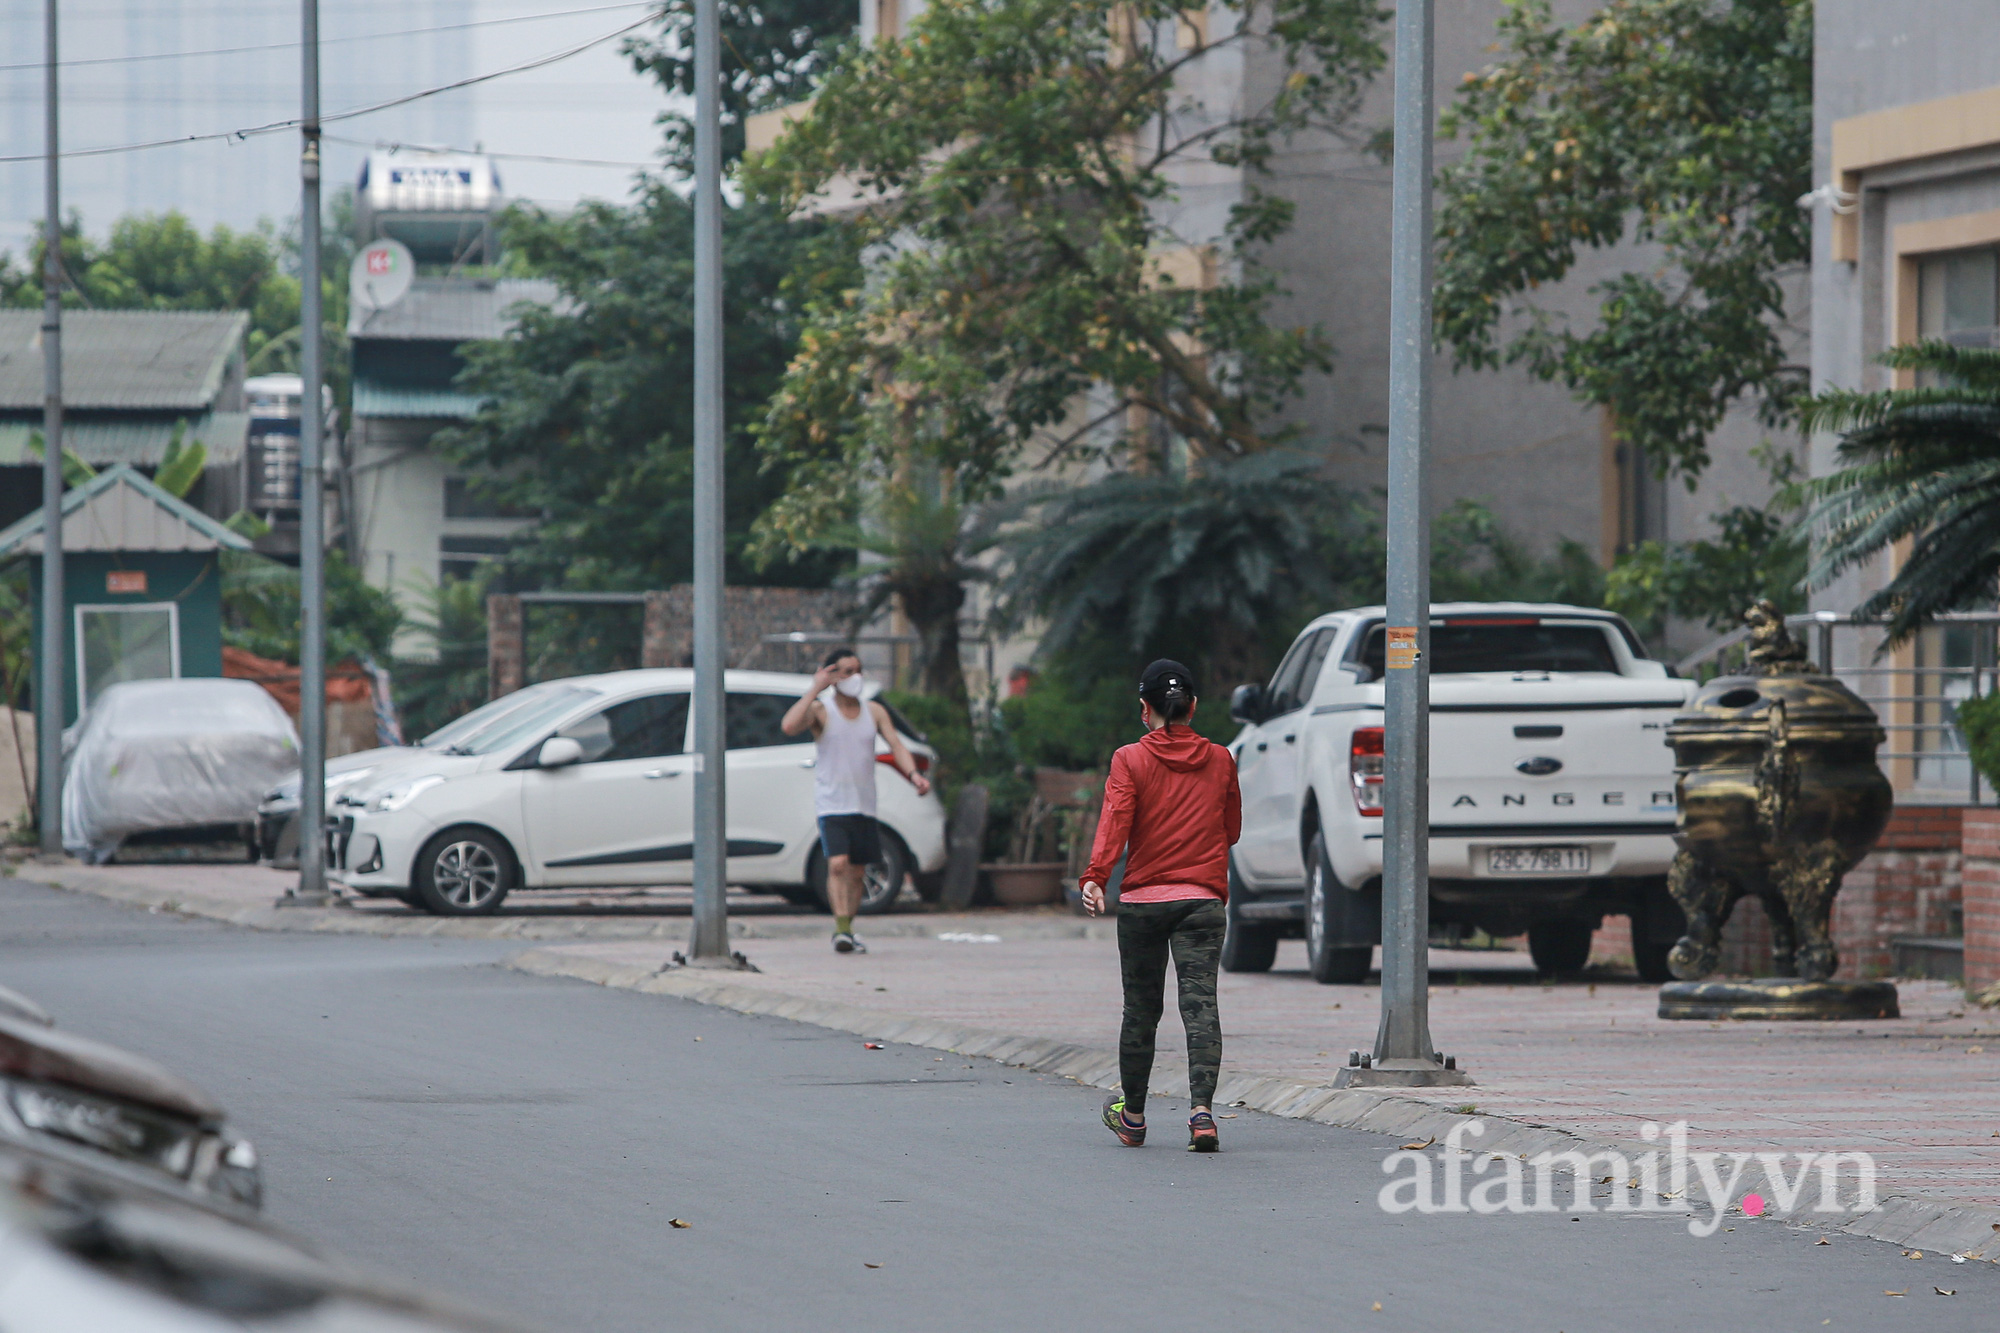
left=321, top=669, right=947, bottom=916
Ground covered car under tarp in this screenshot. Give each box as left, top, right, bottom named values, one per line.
left=62, top=678, right=300, bottom=863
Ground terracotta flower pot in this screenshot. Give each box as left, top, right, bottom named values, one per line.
left=982, top=862, right=1067, bottom=906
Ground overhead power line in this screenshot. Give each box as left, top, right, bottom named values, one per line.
left=0, top=15, right=656, bottom=165
left=0, top=2, right=658, bottom=74
left=323, top=131, right=656, bottom=170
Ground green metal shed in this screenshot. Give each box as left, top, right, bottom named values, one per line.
left=0, top=465, right=253, bottom=726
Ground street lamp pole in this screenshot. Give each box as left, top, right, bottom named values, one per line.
left=281, top=0, right=332, bottom=905
left=37, top=0, right=63, bottom=862
left=1343, top=0, right=1467, bottom=1089
left=686, top=0, right=735, bottom=964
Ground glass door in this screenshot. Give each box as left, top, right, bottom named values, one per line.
left=74, top=602, right=179, bottom=715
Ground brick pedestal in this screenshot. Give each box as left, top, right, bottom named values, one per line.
left=1963, top=806, right=2000, bottom=992
left=1595, top=805, right=1975, bottom=980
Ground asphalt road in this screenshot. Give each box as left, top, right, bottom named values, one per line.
left=0, top=877, right=1990, bottom=1333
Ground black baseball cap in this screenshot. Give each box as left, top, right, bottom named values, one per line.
left=1139, top=659, right=1197, bottom=700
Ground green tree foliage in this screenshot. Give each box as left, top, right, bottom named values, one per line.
left=1791, top=342, right=2000, bottom=646
left=1433, top=0, right=1812, bottom=481
left=2, top=212, right=297, bottom=366
left=750, top=0, right=1388, bottom=694
left=1956, top=692, right=2000, bottom=793
left=995, top=451, right=1344, bottom=689
left=392, top=577, right=491, bottom=740
left=222, top=547, right=404, bottom=666
left=1319, top=495, right=1605, bottom=610
left=623, top=0, right=855, bottom=171
left=1605, top=445, right=1804, bottom=637
left=0, top=200, right=356, bottom=423
left=435, top=188, right=845, bottom=591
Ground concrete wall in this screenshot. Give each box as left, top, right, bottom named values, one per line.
left=1810, top=3, right=2000, bottom=620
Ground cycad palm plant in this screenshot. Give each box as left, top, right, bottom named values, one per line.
left=1792, top=341, right=2000, bottom=644
left=994, top=450, right=1340, bottom=688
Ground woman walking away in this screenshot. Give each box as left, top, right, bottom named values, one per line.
left=1080, top=660, right=1241, bottom=1153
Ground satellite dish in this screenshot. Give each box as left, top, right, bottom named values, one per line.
left=350, top=238, right=414, bottom=313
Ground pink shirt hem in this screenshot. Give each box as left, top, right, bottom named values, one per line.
left=1118, top=882, right=1224, bottom=905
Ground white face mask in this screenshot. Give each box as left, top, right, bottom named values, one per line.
left=835, top=674, right=866, bottom=699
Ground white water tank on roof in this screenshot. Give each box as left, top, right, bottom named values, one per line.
left=354, top=151, right=504, bottom=264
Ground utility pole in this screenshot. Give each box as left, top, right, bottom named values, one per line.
left=36, top=0, right=63, bottom=862
left=684, top=0, right=741, bottom=967
left=279, top=0, right=331, bottom=905
left=1341, top=0, right=1467, bottom=1089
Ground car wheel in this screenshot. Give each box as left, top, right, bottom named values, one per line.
left=807, top=831, right=911, bottom=916
left=1305, top=831, right=1373, bottom=985
left=1220, top=855, right=1278, bottom=973
left=412, top=828, right=515, bottom=916
left=1528, top=919, right=1594, bottom=976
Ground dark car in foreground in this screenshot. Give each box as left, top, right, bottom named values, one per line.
left=0, top=985, right=528, bottom=1331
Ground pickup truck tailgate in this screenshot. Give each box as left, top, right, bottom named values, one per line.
left=1425, top=674, right=1689, bottom=833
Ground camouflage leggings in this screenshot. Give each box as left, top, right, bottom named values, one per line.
left=1116, top=898, right=1225, bottom=1114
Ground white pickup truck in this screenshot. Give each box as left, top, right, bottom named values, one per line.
left=1222, top=603, right=1693, bottom=984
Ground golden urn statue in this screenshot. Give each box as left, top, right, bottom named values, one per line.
left=1658, top=602, right=1899, bottom=1020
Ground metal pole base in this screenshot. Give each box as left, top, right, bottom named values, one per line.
left=273, top=884, right=341, bottom=909
left=1334, top=1055, right=1473, bottom=1089
left=665, top=950, right=759, bottom=973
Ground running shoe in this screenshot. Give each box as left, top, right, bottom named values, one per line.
left=1102, top=1094, right=1146, bottom=1147
left=832, top=932, right=867, bottom=954
left=1187, top=1111, right=1219, bottom=1153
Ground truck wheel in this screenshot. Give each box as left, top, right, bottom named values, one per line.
left=1221, top=858, right=1278, bottom=973
left=1528, top=919, right=1593, bottom=976
left=1305, top=832, right=1373, bottom=985
left=1629, top=878, right=1685, bottom=983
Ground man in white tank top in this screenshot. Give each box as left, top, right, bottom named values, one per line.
left=780, top=647, right=930, bottom=953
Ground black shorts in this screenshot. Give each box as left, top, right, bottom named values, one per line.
left=818, top=814, right=882, bottom=865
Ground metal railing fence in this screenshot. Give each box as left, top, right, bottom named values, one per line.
left=1677, top=611, right=2000, bottom=805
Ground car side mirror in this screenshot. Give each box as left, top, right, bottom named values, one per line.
left=537, top=736, right=585, bottom=768
left=1229, top=683, right=1265, bottom=725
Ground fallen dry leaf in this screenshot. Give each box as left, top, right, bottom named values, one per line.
left=1219, top=1114, right=1238, bottom=1119
left=865, top=1263, right=882, bottom=1269
left=1371, top=1303, right=1382, bottom=1313
left=1934, top=1287, right=1956, bottom=1296
left=1904, top=1249, right=1924, bottom=1259
left=669, top=1219, right=691, bottom=1229
left=1815, top=1238, right=1830, bottom=1246
left=1596, top=1175, right=1614, bottom=1184
left=1885, top=1290, right=1907, bottom=1297
left=1400, top=1137, right=1434, bottom=1151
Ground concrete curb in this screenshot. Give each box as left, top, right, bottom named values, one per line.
left=506, top=945, right=2000, bottom=1264
left=5, top=862, right=1114, bottom=944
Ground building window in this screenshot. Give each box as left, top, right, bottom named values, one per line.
left=443, top=476, right=535, bottom=520
left=439, top=535, right=514, bottom=582
left=1917, top=247, right=1999, bottom=349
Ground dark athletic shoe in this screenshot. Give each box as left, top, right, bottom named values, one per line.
left=832, top=932, right=866, bottom=954
left=1102, top=1094, right=1146, bottom=1147
left=1187, top=1112, right=1220, bottom=1153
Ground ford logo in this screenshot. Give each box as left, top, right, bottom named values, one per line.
left=1516, top=756, right=1563, bottom=776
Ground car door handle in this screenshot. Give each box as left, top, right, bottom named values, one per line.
left=1284, top=734, right=1297, bottom=744
left=643, top=769, right=681, bottom=780
left=1256, top=742, right=1268, bottom=752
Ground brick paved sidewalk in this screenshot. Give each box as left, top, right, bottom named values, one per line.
left=531, top=931, right=2000, bottom=1213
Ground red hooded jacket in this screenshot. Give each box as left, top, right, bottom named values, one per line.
left=1081, top=725, right=1242, bottom=898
